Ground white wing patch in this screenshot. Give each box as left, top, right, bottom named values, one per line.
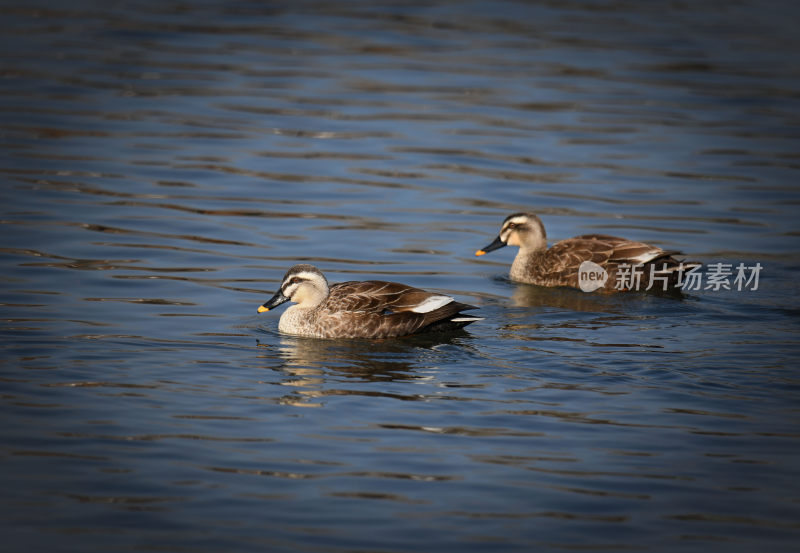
left=629, top=249, right=665, bottom=265
left=411, top=295, right=453, bottom=313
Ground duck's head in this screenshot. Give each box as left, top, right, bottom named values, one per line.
left=257, top=264, right=330, bottom=313
left=475, top=212, right=547, bottom=256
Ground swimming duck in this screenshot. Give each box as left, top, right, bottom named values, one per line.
left=475, top=213, right=698, bottom=292
left=257, top=264, right=481, bottom=338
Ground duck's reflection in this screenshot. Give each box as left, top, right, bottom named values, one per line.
left=508, top=281, right=685, bottom=311
left=257, top=330, right=476, bottom=407
left=494, top=281, right=688, bottom=354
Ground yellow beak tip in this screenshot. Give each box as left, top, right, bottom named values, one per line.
left=257, top=305, right=269, bottom=313
left=475, top=250, right=486, bottom=257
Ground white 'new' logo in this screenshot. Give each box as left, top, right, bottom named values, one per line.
left=578, top=260, right=608, bottom=292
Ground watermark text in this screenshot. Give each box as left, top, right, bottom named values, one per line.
left=579, top=262, right=763, bottom=292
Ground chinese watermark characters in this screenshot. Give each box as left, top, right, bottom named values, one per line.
left=615, top=262, right=762, bottom=292
left=578, top=262, right=763, bottom=292
left=674, top=262, right=762, bottom=292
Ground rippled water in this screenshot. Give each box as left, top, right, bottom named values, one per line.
left=2, top=1, right=800, bottom=552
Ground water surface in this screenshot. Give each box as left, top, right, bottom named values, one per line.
left=1, top=1, right=800, bottom=552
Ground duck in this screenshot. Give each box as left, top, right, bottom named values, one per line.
left=475, top=212, right=699, bottom=292
left=257, top=264, right=481, bottom=339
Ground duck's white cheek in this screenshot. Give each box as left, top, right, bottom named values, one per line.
left=505, top=231, right=520, bottom=247
left=283, top=284, right=299, bottom=301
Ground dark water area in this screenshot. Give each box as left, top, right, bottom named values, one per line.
left=1, top=1, right=800, bottom=552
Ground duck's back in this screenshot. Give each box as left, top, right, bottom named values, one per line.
left=310, top=281, right=479, bottom=339
left=513, top=235, right=686, bottom=290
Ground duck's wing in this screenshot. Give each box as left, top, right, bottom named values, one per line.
left=324, top=281, right=480, bottom=338
left=567, top=235, right=677, bottom=265
left=327, top=281, right=455, bottom=314
left=542, top=237, right=617, bottom=274
left=379, top=301, right=480, bottom=336
left=531, top=236, right=673, bottom=287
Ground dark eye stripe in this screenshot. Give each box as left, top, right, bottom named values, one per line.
left=283, top=276, right=303, bottom=291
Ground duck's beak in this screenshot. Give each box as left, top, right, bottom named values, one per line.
left=257, top=290, right=289, bottom=313
left=475, top=235, right=506, bottom=256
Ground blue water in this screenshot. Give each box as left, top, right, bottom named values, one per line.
left=1, top=1, right=800, bottom=552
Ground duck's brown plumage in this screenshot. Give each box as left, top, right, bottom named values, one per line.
left=258, top=265, right=481, bottom=339
left=320, top=280, right=478, bottom=338
left=476, top=214, right=698, bottom=292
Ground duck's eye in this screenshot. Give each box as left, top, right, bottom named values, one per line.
left=507, top=222, right=517, bottom=229
left=289, top=277, right=301, bottom=285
